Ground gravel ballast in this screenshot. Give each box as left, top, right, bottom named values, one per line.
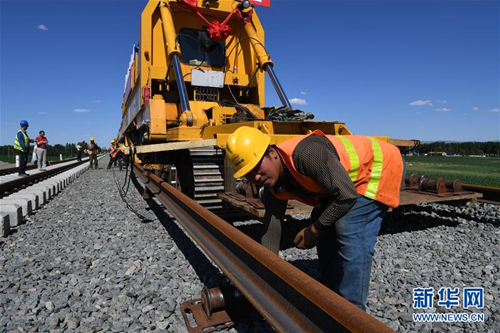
left=0, top=157, right=498, bottom=332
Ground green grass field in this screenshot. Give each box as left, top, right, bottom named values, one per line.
left=1, top=154, right=498, bottom=187
left=405, top=156, right=500, bottom=187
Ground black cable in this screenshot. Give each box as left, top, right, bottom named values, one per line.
left=219, top=99, right=260, bottom=121
left=400, top=140, right=421, bottom=155
left=242, top=66, right=259, bottom=99
left=111, top=155, right=151, bottom=223
left=121, top=148, right=135, bottom=196
left=175, top=33, right=207, bottom=76
left=223, top=36, right=270, bottom=103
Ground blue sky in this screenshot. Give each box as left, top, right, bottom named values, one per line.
left=1, top=0, right=498, bottom=146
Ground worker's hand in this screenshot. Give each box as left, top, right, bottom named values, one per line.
left=293, top=225, right=320, bottom=249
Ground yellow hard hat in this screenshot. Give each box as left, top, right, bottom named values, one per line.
left=226, top=126, right=271, bottom=178
left=111, top=139, right=115, bottom=144
left=90, top=137, right=94, bottom=141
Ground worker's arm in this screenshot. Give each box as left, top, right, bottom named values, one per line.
left=261, top=187, right=287, bottom=254
left=294, top=136, right=358, bottom=231
left=36, top=138, right=47, bottom=146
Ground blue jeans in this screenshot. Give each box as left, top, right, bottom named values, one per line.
left=316, top=195, right=388, bottom=310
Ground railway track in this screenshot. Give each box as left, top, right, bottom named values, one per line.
left=133, top=162, right=395, bottom=332
left=0, top=158, right=94, bottom=197
left=0, top=157, right=79, bottom=176
left=0, top=156, right=497, bottom=331
left=463, top=184, right=500, bottom=205
left=0, top=156, right=104, bottom=234
left=132, top=159, right=498, bottom=331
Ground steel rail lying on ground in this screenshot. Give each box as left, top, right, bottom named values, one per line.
left=463, top=184, right=500, bottom=205
left=133, top=163, right=394, bottom=333
left=0, top=159, right=88, bottom=195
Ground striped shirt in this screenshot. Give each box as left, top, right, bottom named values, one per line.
left=264, top=135, right=358, bottom=229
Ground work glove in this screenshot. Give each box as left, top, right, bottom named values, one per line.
left=293, top=225, right=320, bottom=249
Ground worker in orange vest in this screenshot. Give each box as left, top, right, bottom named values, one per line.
left=226, top=126, right=405, bottom=311
left=88, top=137, right=99, bottom=169
left=107, top=140, right=123, bottom=171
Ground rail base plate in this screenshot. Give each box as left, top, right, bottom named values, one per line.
left=181, top=298, right=234, bottom=333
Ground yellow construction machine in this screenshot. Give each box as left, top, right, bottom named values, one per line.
left=118, top=0, right=477, bottom=215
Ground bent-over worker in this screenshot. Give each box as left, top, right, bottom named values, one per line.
left=225, top=126, right=404, bottom=311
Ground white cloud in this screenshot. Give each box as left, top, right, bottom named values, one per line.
left=3, top=121, right=16, bottom=126
left=290, top=98, right=308, bottom=106
left=37, top=112, right=47, bottom=115
left=37, top=24, right=48, bottom=31
left=490, top=108, right=499, bottom=113
left=436, top=100, right=448, bottom=104
left=472, top=107, right=479, bottom=111
left=91, top=100, right=101, bottom=103
left=409, top=100, right=433, bottom=106
left=436, top=108, right=452, bottom=112
left=300, top=91, right=307, bottom=95
left=73, top=108, right=90, bottom=113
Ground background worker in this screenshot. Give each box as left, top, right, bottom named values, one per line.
left=35, top=130, right=48, bottom=171
left=88, top=137, right=99, bottom=169
left=226, top=126, right=404, bottom=311
left=107, top=140, right=123, bottom=171
left=13, top=120, right=34, bottom=177
left=76, top=142, right=83, bottom=161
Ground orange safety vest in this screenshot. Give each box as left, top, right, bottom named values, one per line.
left=109, top=144, right=119, bottom=158
left=88, top=142, right=98, bottom=155
left=270, top=130, right=404, bottom=208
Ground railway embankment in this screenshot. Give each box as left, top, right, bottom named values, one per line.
left=0, top=156, right=498, bottom=332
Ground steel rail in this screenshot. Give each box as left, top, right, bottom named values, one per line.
left=133, top=163, right=394, bottom=333
left=0, top=159, right=87, bottom=195
left=463, top=184, right=500, bottom=205
left=0, top=157, right=79, bottom=176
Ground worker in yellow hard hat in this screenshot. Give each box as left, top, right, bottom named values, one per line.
left=107, top=139, right=123, bottom=171
left=88, top=137, right=99, bottom=169
left=226, top=126, right=405, bottom=311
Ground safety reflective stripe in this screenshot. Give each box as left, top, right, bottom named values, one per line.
left=13, top=130, right=28, bottom=152
left=337, top=136, right=360, bottom=182
left=365, top=137, right=383, bottom=200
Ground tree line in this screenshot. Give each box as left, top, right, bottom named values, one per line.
left=0, top=141, right=107, bottom=159
left=2, top=141, right=499, bottom=158
left=415, top=141, right=500, bottom=156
